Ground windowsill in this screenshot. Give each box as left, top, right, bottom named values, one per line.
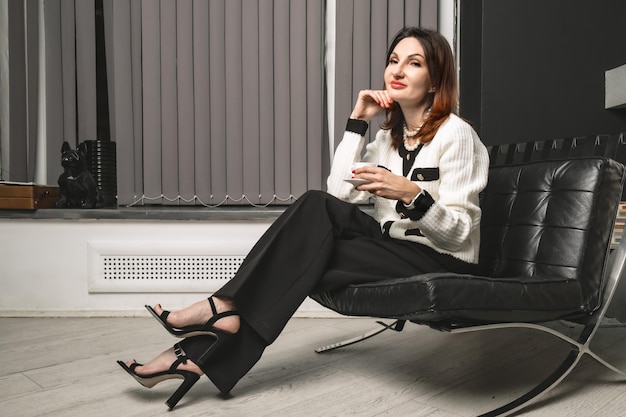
left=0, top=205, right=288, bottom=221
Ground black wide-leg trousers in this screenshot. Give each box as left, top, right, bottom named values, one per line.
left=179, top=190, right=475, bottom=393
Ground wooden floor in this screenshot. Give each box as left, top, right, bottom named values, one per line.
left=1, top=316, right=625, bottom=417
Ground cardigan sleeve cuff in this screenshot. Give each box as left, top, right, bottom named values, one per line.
left=345, top=118, right=369, bottom=136
left=395, top=190, right=434, bottom=220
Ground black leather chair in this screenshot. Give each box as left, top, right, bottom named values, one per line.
left=312, top=156, right=626, bottom=416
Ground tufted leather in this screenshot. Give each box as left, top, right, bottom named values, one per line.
left=312, top=157, right=625, bottom=325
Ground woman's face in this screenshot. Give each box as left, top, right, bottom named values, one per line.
left=384, top=37, right=432, bottom=107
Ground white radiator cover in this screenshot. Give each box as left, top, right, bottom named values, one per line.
left=88, top=240, right=248, bottom=293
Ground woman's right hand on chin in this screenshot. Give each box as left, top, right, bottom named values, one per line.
left=350, top=90, right=393, bottom=122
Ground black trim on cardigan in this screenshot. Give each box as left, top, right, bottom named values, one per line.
left=345, top=119, right=369, bottom=136
left=395, top=190, right=435, bottom=220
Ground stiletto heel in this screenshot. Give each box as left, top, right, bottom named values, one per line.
left=117, top=343, right=201, bottom=410
left=146, top=297, right=239, bottom=338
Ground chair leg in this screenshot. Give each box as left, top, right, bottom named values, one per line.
left=315, top=319, right=405, bottom=353
left=478, top=349, right=582, bottom=417
left=446, top=319, right=625, bottom=416
left=480, top=346, right=626, bottom=417
left=586, top=348, right=626, bottom=376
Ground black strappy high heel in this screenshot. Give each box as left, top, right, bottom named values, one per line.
left=146, top=297, right=238, bottom=338
left=117, top=343, right=200, bottom=410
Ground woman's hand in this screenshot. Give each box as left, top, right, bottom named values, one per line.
left=352, top=166, right=421, bottom=204
left=350, top=90, right=393, bottom=121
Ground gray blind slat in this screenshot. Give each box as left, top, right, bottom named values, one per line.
left=404, top=0, right=421, bottom=27
left=353, top=4, right=371, bottom=106
left=44, top=1, right=65, bottom=182
left=141, top=1, right=162, bottom=199
left=61, top=0, right=76, bottom=147
left=420, top=0, right=438, bottom=30
left=290, top=0, right=308, bottom=195
left=370, top=1, right=391, bottom=139
left=177, top=0, right=195, bottom=202
left=160, top=1, right=179, bottom=203
left=106, top=0, right=134, bottom=203
left=6, top=0, right=27, bottom=181
left=306, top=0, right=324, bottom=191
left=388, top=0, right=405, bottom=40
left=208, top=0, right=227, bottom=204
left=225, top=0, right=244, bottom=201
left=258, top=0, right=275, bottom=204
left=273, top=0, right=291, bottom=199
left=333, top=0, right=355, bottom=148
left=131, top=1, right=144, bottom=199
left=192, top=0, right=212, bottom=201
left=26, top=1, right=39, bottom=180
left=242, top=0, right=262, bottom=204
left=75, top=0, right=97, bottom=141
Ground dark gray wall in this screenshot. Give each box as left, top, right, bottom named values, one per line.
left=459, top=0, right=626, bottom=146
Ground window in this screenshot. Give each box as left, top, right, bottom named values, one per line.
left=1, top=0, right=438, bottom=207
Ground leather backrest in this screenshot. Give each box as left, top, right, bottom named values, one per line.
left=479, top=157, right=625, bottom=310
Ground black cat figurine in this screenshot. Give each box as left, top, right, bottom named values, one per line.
left=57, top=141, right=99, bottom=208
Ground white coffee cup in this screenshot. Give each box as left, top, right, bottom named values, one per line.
left=351, top=162, right=376, bottom=170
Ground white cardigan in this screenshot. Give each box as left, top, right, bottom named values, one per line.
left=326, top=114, right=490, bottom=263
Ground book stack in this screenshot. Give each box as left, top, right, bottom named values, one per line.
left=611, top=202, right=626, bottom=249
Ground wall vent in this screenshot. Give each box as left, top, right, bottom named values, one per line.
left=88, top=241, right=248, bottom=293
left=103, top=255, right=243, bottom=281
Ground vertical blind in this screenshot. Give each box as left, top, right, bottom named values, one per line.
left=1, top=0, right=98, bottom=183
left=45, top=0, right=99, bottom=181
left=105, top=0, right=437, bottom=206
left=2, top=0, right=438, bottom=205
left=105, top=0, right=326, bottom=206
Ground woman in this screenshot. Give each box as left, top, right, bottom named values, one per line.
left=118, top=27, right=489, bottom=409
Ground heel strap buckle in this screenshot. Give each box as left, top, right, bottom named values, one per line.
left=173, top=343, right=188, bottom=365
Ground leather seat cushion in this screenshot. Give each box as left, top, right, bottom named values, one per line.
left=311, top=272, right=585, bottom=324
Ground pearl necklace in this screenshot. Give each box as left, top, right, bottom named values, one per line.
left=402, top=108, right=432, bottom=151
left=403, top=124, right=422, bottom=151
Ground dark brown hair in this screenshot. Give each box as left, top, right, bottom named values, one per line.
left=381, top=27, right=458, bottom=147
